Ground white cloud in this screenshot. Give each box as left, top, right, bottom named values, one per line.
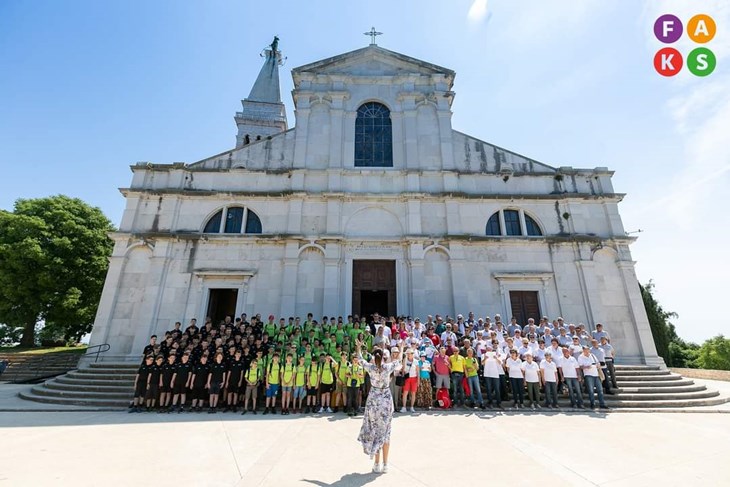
left=467, top=0, right=489, bottom=23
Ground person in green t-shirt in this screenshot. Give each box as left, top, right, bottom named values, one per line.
left=335, top=324, right=346, bottom=346
left=318, top=355, right=336, bottom=413
left=464, top=347, right=484, bottom=409
left=293, top=355, right=307, bottom=413
left=334, top=351, right=349, bottom=413
left=242, top=358, right=261, bottom=415
left=305, top=355, right=322, bottom=414
left=280, top=353, right=296, bottom=415
left=346, top=354, right=365, bottom=416
left=264, top=352, right=281, bottom=414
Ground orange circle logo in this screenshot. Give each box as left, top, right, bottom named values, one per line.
left=687, top=14, right=716, bottom=43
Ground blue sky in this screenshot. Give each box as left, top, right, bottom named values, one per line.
left=1, top=0, right=728, bottom=343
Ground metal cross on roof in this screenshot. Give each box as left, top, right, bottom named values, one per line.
left=364, top=27, right=383, bottom=46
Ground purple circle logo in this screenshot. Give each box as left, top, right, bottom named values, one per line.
left=654, top=14, right=683, bottom=43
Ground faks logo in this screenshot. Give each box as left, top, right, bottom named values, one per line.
left=653, top=14, right=717, bottom=77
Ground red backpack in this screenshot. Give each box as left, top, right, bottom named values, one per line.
left=436, top=387, right=451, bottom=409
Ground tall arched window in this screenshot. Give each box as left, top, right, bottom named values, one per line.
left=355, top=102, right=393, bottom=167
left=203, top=206, right=262, bottom=234
left=485, top=209, right=544, bottom=237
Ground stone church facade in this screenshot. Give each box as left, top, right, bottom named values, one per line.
left=89, top=40, right=662, bottom=366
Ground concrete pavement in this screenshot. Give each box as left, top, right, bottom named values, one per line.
left=2, top=408, right=730, bottom=486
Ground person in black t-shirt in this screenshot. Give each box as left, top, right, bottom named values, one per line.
left=130, top=355, right=154, bottom=413
left=159, top=354, right=177, bottom=412
left=207, top=352, right=227, bottom=413
left=190, top=355, right=210, bottom=412
left=142, top=336, right=157, bottom=361
left=171, top=352, right=192, bottom=412
left=146, top=355, right=164, bottom=410
left=226, top=350, right=245, bottom=412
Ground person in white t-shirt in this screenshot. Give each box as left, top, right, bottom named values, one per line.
left=481, top=348, right=504, bottom=409
left=558, top=347, right=584, bottom=409
left=506, top=350, right=525, bottom=408
left=578, top=346, right=608, bottom=409
left=540, top=351, right=559, bottom=408
left=521, top=352, right=541, bottom=409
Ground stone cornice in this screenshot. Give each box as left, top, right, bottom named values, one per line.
left=118, top=188, right=625, bottom=202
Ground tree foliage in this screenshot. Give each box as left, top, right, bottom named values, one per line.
left=695, top=335, right=730, bottom=371
left=0, top=196, right=114, bottom=346
left=641, top=281, right=678, bottom=365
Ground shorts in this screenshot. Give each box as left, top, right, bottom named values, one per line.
left=209, top=382, right=223, bottom=395
left=135, top=382, right=148, bottom=398
left=160, top=383, right=173, bottom=393
left=265, top=384, right=280, bottom=398
left=145, top=384, right=159, bottom=400
left=193, top=385, right=207, bottom=400
left=173, top=382, right=188, bottom=395
left=319, top=382, right=334, bottom=394
left=293, top=386, right=307, bottom=399
left=403, top=377, right=419, bottom=393
left=335, top=382, right=345, bottom=394
left=435, top=374, right=451, bottom=389
left=282, top=386, right=293, bottom=393
left=307, top=387, right=318, bottom=396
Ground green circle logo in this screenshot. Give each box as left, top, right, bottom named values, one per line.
left=687, top=47, right=717, bottom=76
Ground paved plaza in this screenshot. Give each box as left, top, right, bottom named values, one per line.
left=1, top=403, right=730, bottom=487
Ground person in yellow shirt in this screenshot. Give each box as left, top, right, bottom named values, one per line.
left=346, top=354, right=365, bottom=416
left=449, top=351, right=467, bottom=407
left=318, top=355, right=336, bottom=413
left=242, top=358, right=260, bottom=415
left=305, top=355, right=321, bottom=414
left=293, top=355, right=307, bottom=413
left=280, top=353, right=296, bottom=415
left=264, top=353, right=281, bottom=415
left=334, top=351, right=349, bottom=413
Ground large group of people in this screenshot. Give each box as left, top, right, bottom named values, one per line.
left=130, top=311, right=618, bottom=414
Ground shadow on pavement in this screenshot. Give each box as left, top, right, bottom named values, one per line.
left=302, top=472, right=378, bottom=487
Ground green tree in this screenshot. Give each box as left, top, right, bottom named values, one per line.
left=695, top=335, right=730, bottom=371
left=0, top=196, right=114, bottom=346
left=640, top=281, right=677, bottom=365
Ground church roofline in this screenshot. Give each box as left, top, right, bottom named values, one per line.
left=453, top=130, right=614, bottom=176
left=292, top=45, right=455, bottom=78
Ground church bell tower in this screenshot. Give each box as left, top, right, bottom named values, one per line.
left=235, top=37, right=288, bottom=148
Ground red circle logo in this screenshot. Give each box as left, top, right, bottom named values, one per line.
left=654, top=47, right=683, bottom=76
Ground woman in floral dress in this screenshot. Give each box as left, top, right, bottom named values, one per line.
left=356, top=339, right=403, bottom=474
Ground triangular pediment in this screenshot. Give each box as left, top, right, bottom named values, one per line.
left=292, top=45, right=455, bottom=79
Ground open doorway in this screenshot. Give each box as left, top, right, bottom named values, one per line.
left=207, top=288, right=238, bottom=325
left=352, top=260, right=396, bottom=317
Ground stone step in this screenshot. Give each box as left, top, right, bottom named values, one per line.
left=44, top=380, right=134, bottom=394
left=18, top=391, right=130, bottom=408
left=613, top=365, right=662, bottom=371
left=616, top=370, right=672, bottom=377
left=618, top=385, right=707, bottom=394
left=600, top=396, right=730, bottom=408
left=615, top=373, right=683, bottom=382
left=30, top=386, right=133, bottom=400
left=65, top=371, right=136, bottom=381
left=55, top=376, right=134, bottom=386
left=88, top=362, right=140, bottom=369
left=74, top=368, right=137, bottom=375
left=617, top=379, right=696, bottom=388
left=611, top=390, right=719, bottom=401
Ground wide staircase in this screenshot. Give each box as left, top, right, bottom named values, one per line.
left=0, top=352, right=83, bottom=384
left=17, top=363, right=730, bottom=410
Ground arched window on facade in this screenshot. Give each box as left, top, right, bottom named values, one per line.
left=485, top=209, right=544, bottom=237
left=203, top=206, right=262, bottom=234
left=354, top=102, right=393, bottom=167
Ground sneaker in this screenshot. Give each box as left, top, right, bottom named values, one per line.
left=317, top=407, right=324, bottom=413
left=252, top=410, right=257, bottom=415
left=400, top=406, right=407, bottom=413
left=241, top=410, right=247, bottom=415
left=263, top=408, right=270, bottom=415
left=382, top=464, right=389, bottom=473
left=410, top=407, right=416, bottom=413
left=599, top=405, right=610, bottom=410
left=372, top=463, right=382, bottom=474
left=326, top=407, right=333, bottom=413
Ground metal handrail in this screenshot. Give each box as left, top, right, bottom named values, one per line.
left=2, top=343, right=111, bottom=383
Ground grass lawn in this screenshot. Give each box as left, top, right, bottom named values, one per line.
left=0, top=345, right=88, bottom=355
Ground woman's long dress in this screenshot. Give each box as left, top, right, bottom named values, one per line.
left=357, top=356, right=402, bottom=457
